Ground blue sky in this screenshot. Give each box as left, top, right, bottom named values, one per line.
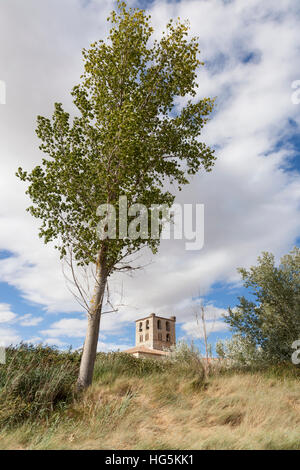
left=0, top=0, right=300, bottom=355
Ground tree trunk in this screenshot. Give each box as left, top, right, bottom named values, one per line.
left=77, top=250, right=108, bottom=390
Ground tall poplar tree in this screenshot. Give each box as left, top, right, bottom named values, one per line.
left=17, top=1, right=216, bottom=388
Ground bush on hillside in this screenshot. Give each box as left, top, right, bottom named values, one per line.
left=215, top=335, right=265, bottom=368
left=224, top=247, right=300, bottom=364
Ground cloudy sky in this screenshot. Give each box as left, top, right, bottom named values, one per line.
left=0, top=0, right=299, bottom=353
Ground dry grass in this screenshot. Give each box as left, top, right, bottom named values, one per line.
left=0, top=357, right=299, bottom=450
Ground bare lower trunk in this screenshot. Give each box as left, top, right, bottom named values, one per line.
left=77, top=251, right=108, bottom=390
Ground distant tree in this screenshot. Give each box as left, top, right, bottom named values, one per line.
left=215, top=334, right=263, bottom=367
left=224, top=247, right=300, bottom=363
left=16, top=1, right=215, bottom=389
left=193, top=299, right=215, bottom=369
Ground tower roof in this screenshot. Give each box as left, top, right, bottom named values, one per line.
left=123, top=345, right=169, bottom=356
left=135, top=313, right=176, bottom=323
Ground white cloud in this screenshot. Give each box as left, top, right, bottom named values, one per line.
left=179, top=301, right=228, bottom=339
left=19, top=314, right=43, bottom=327
left=41, top=318, right=88, bottom=338
left=191, top=302, right=228, bottom=322
left=181, top=320, right=228, bottom=339
left=23, top=336, right=43, bottom=345
left=43, top=338, right=69, bottom=347
left=0, top=0, right=299, bottom=345
left=40, top=313, right=128, bottom=341
left=0, top=327, right=21, bottom=346
left=0, top=303, right=17, bottom=324
left=97, top=341, right=132, bottom=352
left=22, top=336, right=69, bottom=348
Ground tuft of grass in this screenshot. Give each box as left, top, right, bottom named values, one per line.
left=93, top=351, right=168, bottom=382
left=0, top=344, right=80, bottom=429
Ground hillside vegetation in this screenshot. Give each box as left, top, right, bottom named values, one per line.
left=0, top=345, right=299, bottom=450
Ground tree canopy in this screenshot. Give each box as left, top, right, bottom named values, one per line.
left=17, top=1, right=215, bottom=274
left=224, top=247, right=300, bottom=362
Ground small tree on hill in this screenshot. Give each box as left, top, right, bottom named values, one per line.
left=17, top=1, right=216, bottom=389
left=223, top=247, right=300, bottom=363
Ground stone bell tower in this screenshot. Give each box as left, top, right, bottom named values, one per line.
left=135, top=313, right=176, bottom=351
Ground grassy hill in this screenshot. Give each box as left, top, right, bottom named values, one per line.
left=0, top=345, right=299, bottom=450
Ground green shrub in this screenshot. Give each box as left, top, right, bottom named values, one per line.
left=215, top=335, right=265, bottom=368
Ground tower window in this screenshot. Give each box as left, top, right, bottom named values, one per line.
left=146, top=320, right=150, bottom=330
left=157, top=319, right=161, bottom=329
left=139, top=322, right=143, bottom=332
left=145, top=333, right=149, bottom=341
left=166, top=321, right=170, bottom=332
left=166, top=333, right=170, bottom=342
left=139, top=334, right=143, bottom=342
